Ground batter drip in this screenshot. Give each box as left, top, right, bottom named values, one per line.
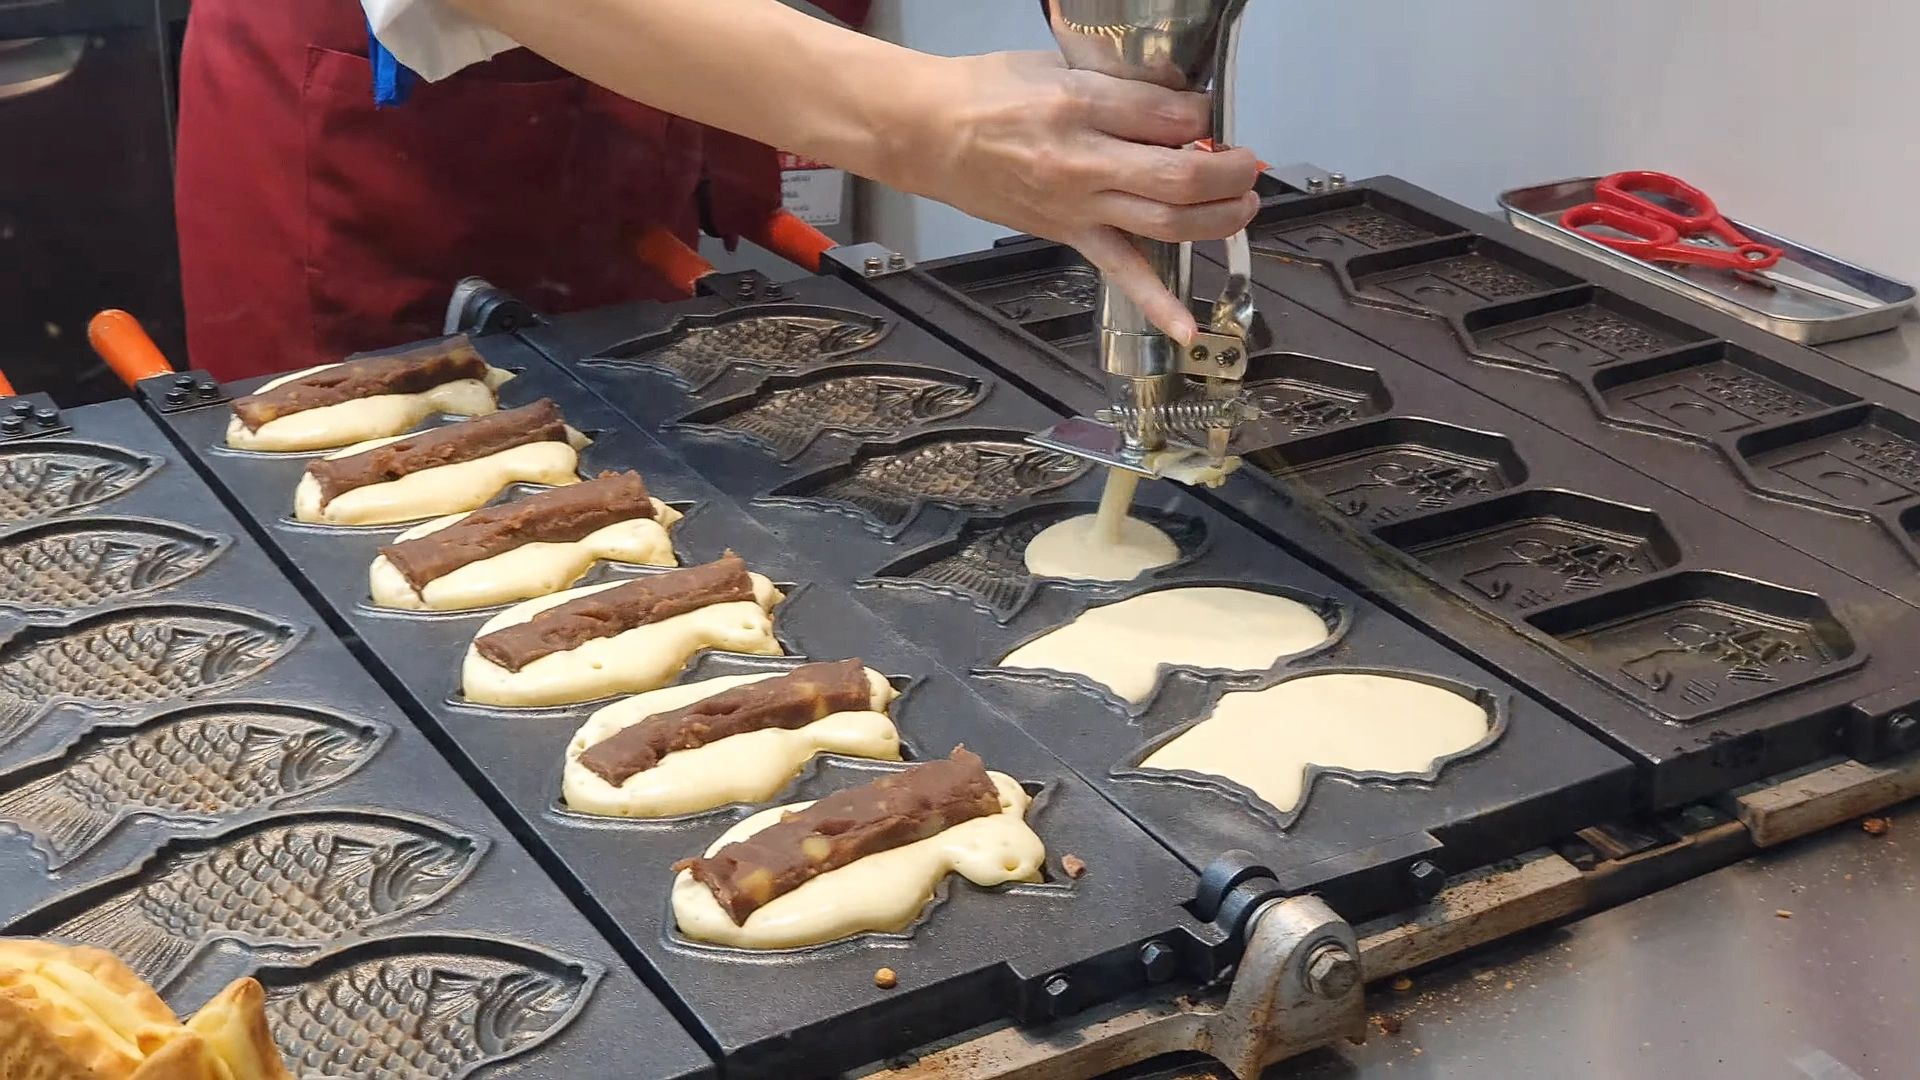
left=998, top=586, right=1332, bottom=702
left=1022, top=468, right=1178, bottom=582
left=1140, top=673, right=1492, bottom=814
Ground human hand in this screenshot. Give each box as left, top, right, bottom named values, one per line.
left=885, top=51, right=1260, bottom=345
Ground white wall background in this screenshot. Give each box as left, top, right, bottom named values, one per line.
left=867, top=0, right=1920, bottom=284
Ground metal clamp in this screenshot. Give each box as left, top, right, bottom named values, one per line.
left=827, top=242, right=913, bottom=280
left=140, top=372, right=226, bottom=413
left=443, top=276, right=537, bottom=337
left=0, top=393, right=70, bottom=439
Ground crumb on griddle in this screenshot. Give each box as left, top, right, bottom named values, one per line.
left=1372, top=1014, right=1403, bottom=1036
left=1775, top=909, right=1793, bottom=919
left=1061, top=854, right=1088, bottom=879
left=874, top=967, right=898, bottom=990
left=1863, top=816, right=1892, bottom=836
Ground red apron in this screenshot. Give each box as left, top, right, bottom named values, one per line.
left=174, top=1, right=792, bottom=381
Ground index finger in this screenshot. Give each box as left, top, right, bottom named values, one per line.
left=1069, top=70, right=1212, bottom=148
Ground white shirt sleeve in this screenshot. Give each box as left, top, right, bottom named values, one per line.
left=363, top=0, right=522, bottom=82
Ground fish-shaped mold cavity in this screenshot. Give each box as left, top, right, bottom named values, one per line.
left=583, top=305, right=891, bottom=391
left=0, top=442, right=159, bottom=525
left=258, top=935, right=601, bottom=1080
left=674, top=364, right=983, bottom=460
left=765, top=430, right=1092, bottom=532
left=9, top=810, right=484, bottom=989
left=0, top=518, right=228, bottom=615
left=0, top=605, right=304, bottom=743
left=0, top=702, right=386, bottom=867
left=872, top=502, right=1207, bottom=618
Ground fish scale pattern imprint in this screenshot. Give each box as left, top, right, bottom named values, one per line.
left=0, top=521, right=225, bottom=612
left=597, top=311, right=888, bottom=390
left=267, top=944, right=595, bottom=1080
left=687, top=371, right=981, bottom=458
left=0, top=446, right=158, bottom=525
left=785, top=438, right=1091, bottom=527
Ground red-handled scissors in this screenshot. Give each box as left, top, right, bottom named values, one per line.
left=1562, top=171, right=1784, bottom=273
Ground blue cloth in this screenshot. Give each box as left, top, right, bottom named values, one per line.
left=368, top=21, right=418, bottom=107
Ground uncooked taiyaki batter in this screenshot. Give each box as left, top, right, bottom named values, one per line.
left=1022, top=468, right=1179, bottom=582
left=227, top=336, right=512, bottom=452
left=563, top=659, right=899, bottom=818
left=1140, top=673, right=1492, bottom=814
left=462, top=554, right=783, bottom=707
left=672, top=749, right=1044, bottom=949
left=369, top=471, right=680, bottom=610
left=998, top=586, right=1331, bottom=702
left=293, top=399, right=585, bottom=526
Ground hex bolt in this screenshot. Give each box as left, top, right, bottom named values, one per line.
left=1189, top=345, right=1210, bottom=363
left=887, top=251, right=908, bottom=271
left=163, top=387, right=189, bottom=406
left=735, top=279, right=757, bottom=300
left=9, top=400, right=32, bottom=416
left=766, top=281, right=786, bottom=299
left=1303, top=941, right=1359, bottom=999
left=1041, top=974, right=1073, bottom=1018
left=196, top=383, right=220, bottom=400
left=1888, top=712, right=1919, bottom=752
left=863, top=256, right=884, bottom=276
left=172, top=374, right=196, bottom=389
left=1218, top=348, right=1241, bottom=366
left=1306, top=176, right=1326, bottom=191
left=0, top=416, right=22, bottom=435
left=1138, top=940, right=1177, bottom=984
left=1407, top=859, right=1446, bottom=901
left=31, top=407, right=57, bottom=427
left=1329, top=172, right=1348, bottom=188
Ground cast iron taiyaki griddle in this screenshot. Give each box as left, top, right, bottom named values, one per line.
left=0, top=397, right=715, bottom=1079
left=144, top=340, right=1225, bottom=1077
left=1209, top=175, right=1920, bottom=612
left=870, top=500, right=1208, bottom=620
left=0, top=702, right=385, bottom=867
left=883, top=236, right=1920, bottom=808
left=0, top=517, right=229, bottom=615
left=0, top=604, right=302, bottom=744
left=581, top=303, right=890, bottom=391
left=0, top=440, right=159, bottom=525
left=672, top=362, right=985, bottom=459
left=762, top=427, right=1092, bottom=533
left=257, top=934, right=602, bottom=1080
left=511, top=273, right=1634, bottom=927
left=11, top=809, right=484, bottom=989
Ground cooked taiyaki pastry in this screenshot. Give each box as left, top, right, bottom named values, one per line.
left=227, top=336, right=512, bottom=453
left=564, top=659, right=899, bottom=818
left=369, top=471, right=681, bottom=611
left=0, top=939, right=292, bottom=1080
left=292, top=399, right=586, bottom=526
left=462, top=554, right=784, bottom=707
left=671, top=748, right=1043, bottom=949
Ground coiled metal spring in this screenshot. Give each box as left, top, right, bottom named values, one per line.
left=1094, top=397, right=1260, bottom=436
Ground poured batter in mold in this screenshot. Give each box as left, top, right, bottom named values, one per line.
left=1139, top=673, right=1492, bottom=815
left=672, top=771, right=1042, bottom=949
left=563, top=667, right=900, bottom=818
left=997, top=587, right=1332, bottom=703
left=1022, top=469, right=1178, bottom=582
left=226, top=362, right=513, bottom=453
left=461, top=570, right=784, bottom=707
left=368, top=498, right=681, bottom=611
left=292, top=404, right=588, bottom=526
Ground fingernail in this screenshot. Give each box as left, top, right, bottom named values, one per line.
left=1170, top=318, right=1195, bottom=346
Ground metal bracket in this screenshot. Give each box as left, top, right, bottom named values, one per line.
left=699, top=270, right=791, bottom=304
left=443, top=276, right=537, bottom=337
left=1264, top=161, right=1349, bottom=196
left=872, top=895, right=1365, bottom=1080
left=826, top=241, right=913, bottom=280
left=0, top=393, right=70, bottom=439
left=138, top=372, right=226, bottom=413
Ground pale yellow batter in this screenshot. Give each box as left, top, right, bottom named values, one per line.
left=562, top=668, right=901, bottom=818
left=997, top=586, right=1332, bottom=703
left=1139, top=673, right=1493, bottom=814
left=461, top=574, right=785, bottom=706
left=672, top=771, right=1043, bottom=949
left=368, top=499, right=684, bottom=610
left=1022, top=468, right=1179, bottom=582
left=225, top=363, right=514, bottom=452
left=292, top=427, right=588, bottom=526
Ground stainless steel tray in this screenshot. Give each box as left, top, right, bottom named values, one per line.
left=1500, top=177, right=1915, bottom=344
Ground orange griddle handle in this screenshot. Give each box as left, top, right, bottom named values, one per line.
left=750, top=210, right=835, bottom=274
left=0, top=370, right=14, bottom=397
left=636, top=227, right=718, bottom=298
left=88, top=310, right=175, bottom=387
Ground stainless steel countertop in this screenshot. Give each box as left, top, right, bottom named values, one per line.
left=1258, top=314, right=1920, bottom=1080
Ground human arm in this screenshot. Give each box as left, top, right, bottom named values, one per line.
left=436, top=0, right=1259, bottom=343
